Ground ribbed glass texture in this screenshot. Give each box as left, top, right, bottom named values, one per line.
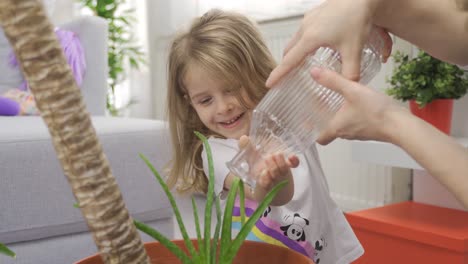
left=227, top=29, right=383, bottom=189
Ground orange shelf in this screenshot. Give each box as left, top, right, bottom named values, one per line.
left=346, top=201, right=468, bottom=263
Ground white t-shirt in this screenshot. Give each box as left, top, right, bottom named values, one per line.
left=201, top=137, right=364, bottom=264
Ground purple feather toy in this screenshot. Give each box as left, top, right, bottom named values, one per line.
left=9, top=28, right=86, bottom=91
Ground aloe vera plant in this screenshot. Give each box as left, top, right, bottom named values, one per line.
left=0, top=243, right=15, bottom=259
left=136, top=131, right=286, bottom=264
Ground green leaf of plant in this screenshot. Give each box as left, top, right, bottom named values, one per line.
left=194, top=131, right=214, bottom=263
left=386, top=50, right=468, bottom=104
left=191, top=196, right=204, bottom=262
left=0, top=243, right=15, bottom=258
left=139, top=154, right=197, bottom=259
left=238, top=181, right=246, bottom=226
left=221, top=180, right=288, bottom=263
left=211, top=196, right=222, bottom=264
left=134, top=220, right=191, bottom=264
left=78, top=0, right=147, bottom=115
left=220, top=178, right=241, bottom=258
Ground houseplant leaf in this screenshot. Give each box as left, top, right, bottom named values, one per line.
left=386, top=50, right=468, bottom=107
left=138, top=131, right=287, bottom=264
left=191, top=196, right=204, bottom=262
left=221, top=180, right=288, bottom=263
left=0, top=243, right=15, bottom=258
left=139, top=154, right=197, bottom=259
left=220, top=177, right=241, bottom=257
left=193, top=131, right=215, bottom=263
left=134, top=220, right=191, bottom=264
left=238, top=181, right=246, bottom=226
left=211, top=197, right=222, bottom=264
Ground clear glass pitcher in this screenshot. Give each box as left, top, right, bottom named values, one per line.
left=227, top=29, right=384, bottom=189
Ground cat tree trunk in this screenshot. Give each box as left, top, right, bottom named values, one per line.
left=0, top=1, right=149, bottom=263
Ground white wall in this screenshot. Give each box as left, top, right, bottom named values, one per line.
left=48, top=0, right=76, bottom=25
left=146, top=0, right=199, bottom=120
left=451, top=93, right=468, bottom=137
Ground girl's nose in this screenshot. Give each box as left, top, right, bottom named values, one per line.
left=217, top=98, right=234, bottom=114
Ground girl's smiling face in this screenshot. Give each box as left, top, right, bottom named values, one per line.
left=184, top=66, right=252, bottom=139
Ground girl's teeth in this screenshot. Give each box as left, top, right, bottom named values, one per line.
left=225, top=114, right=241, bottom=124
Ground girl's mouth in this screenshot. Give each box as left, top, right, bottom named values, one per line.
left=220, top=113, right=244, bottom=128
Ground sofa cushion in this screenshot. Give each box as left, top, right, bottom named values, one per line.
left=1, top=219, right=174, bottom=264
left=0, top=116, right=173, bottom=244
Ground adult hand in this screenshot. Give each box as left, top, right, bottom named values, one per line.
left=266, top=0, right=392, bottom=88
left=310, top=67, right=407, bottom=145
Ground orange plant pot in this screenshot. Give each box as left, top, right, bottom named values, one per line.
left=75, top=240, right=314, bottom=264
left=409, top=99, right=454, bottom=135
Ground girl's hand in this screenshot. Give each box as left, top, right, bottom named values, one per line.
left=256, top=153, right=299, bottom=190
left=238, top=136, right=299, bottom=191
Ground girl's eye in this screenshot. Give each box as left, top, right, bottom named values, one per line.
left=199, top=97, right=212, bottom=105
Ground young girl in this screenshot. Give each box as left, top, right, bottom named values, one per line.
left=166, top=9, right=364, bottom=264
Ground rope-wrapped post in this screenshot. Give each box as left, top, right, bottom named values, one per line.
left=0, top=1, right=149, bottom=263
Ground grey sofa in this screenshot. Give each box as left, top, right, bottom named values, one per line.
left=0, top=16, right=174, bottom=263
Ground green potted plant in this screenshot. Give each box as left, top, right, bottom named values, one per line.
left=386, top=50, right=468, bottom=134
left=76, top=132, right=314, bottom=264
left=77, top=0, right=146, bottom=116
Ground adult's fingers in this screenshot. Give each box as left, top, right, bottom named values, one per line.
left=310, top=67, right=356, bottom=97
left=377, top=28, right=393, bottom=63
left=316, top=130, right=336, bottom=146
left=340, top=43, right=363, bottom=81
left=266, top=39, right=317, bottom=88
left=283, top=30, right=301, bottom=57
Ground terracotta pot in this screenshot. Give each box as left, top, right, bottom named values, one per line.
left=75, top=240, right=314, bottom=264
left=409, top=99, right=454, bottom=135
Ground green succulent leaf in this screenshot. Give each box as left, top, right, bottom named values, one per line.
left=137, top=131, right=286, bottom=263
left=0, top=243, right=16, bottom=259
left=191, top=196, right=204, bottom=262
left=238, top=181, right=246, bottom=226
left=139, top=154, right=197, bottom=259
left=221, top=180, right=288, bottom=263
left=211, top=197, right=222, bottom=264
left=220, top=178, right=241, bottom=257
left=194, top=131, right=215, bottom=263
left=134, top=220, right=191, bottom=264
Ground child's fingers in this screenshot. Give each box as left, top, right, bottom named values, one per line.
left=258, top=169, right=273, bottom=190
left=264, top=155, right=281, bottom=180
left=238, top=135, right=250, bottom=149
left=287, top=155, right=300, bottom=168
left=272, top=153, right=288, bottom=175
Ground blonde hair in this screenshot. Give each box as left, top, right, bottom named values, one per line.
left=166, top=9, right=276, bottom=194
left=456, top=0, right=468, bottom=10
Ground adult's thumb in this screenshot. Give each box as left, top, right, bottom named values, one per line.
left=316, top=129, right=336, bottom=146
